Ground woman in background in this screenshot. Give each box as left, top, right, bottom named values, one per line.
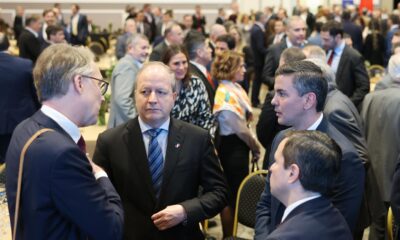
left=212, top=50, right=260, bottom=238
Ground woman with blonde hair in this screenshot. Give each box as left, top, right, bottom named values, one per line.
left=212, top=50, right=260, bottom=238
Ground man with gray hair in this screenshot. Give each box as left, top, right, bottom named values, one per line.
left=93, top=62, right=227, bottom=239
left=6, top=44, right=124, bottom=239
left=108, top=33, right=150, bottom=128
left=361, top=54, right=400, bottom=240
left=149, top=23, right=183, bottom=61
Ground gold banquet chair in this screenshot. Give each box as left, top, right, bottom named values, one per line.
left=367, top=64, right=386, bottom=91
left=231, top=170, right=268, bottom=239
left=388, top=207, right=394, bottom=240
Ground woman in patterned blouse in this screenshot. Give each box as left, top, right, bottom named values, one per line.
left=161, top=44, right=215, bottom=131
left=212, top=50, right=260, bottom=238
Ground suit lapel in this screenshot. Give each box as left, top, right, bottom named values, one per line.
left=158, top=119, right=183, bottom=202
left=336, top=46, right=349, bottom=81
left=124, top=118, right=157, bottom=203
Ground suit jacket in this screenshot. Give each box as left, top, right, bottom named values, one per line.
left=266, top=197, right=352, bottom=240
left=262, top=40, right=287, bottom=89
left=250, top=23, right=268, bottom=69
left=93, top=117, right=228, bottom=239
left=361, top=83, right=400, bottom=201
left=18, top=29, right=42, bottom=63
left=0, top=53, right=39, bottom=135
left=6, top=111, right=124, bottom=240
left=324, top=87, right=369, bottom=165
left=189, top=63, right=215, bottom=106
left=70, top=13, right=89, bottom=45
left=255, top=117, right=365, bottom=239
left=335, top=45, right=370, bottom=108
left=343, top=20, right=363, bottom=53
left=108, top=54, right=140, bottom=128
left=13, top=15, right=24, bottom=41
left=137, top=22, right=153, bottom=41
left=192, top=15, right=206, bottom=35
left=149, top=40, right=168, bottom=61
left=115, top=32, right=131, bottom=60
left=391, top=155, right=400, bottom=224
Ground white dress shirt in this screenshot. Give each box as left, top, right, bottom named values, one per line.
left=281, top=194, right=321, bottom=222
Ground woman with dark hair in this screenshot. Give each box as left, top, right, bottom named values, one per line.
left=363, top=18, right=385, bottom=66
left=161, top=44, right=214, bottom=131
left=212, top=50, right=260, bottom=238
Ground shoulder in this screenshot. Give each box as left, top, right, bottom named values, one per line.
left=173, top=118, right=208, bottom=137
left=98, top=120, right=131, bottom=141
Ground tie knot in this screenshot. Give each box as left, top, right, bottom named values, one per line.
left=146, top=128, right=163, bottom=138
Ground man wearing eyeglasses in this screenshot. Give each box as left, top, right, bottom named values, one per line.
left=5, top=44, right=124, bottom=240
left=108, top=33, right=150, bottom=129
left=93, top=62, right=227, bottom=239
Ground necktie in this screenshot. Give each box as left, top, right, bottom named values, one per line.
left=77, top=136, right=86, bottom=153
left=146, top=129, right=164, bottom=197
left=207, top=71, right=215, bottom=89
left=327, top=50, right=335, bottom=66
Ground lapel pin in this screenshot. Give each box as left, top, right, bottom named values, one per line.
left=175, top=143, right=180, bottom=148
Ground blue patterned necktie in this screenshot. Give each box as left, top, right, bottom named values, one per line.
left=146, top=128, right=164, bottom=197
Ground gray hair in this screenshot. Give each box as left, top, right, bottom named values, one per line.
left=126, top=33, right=148, bottom=50
left=303, top=45, right=327, bottom=61
left=185, top=35, right=206, bottom=60
left=135, top=62, right=176, bottom=92
left=388, top=53, right=400, bottom=83
left=33, top=44, right=95, bottom=102
left=304, top=58, right=336, bottom=88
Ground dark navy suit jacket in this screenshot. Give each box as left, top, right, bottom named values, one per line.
left=6, top=111, right=124, bottom=240
left=255, top=117, right=365, bottom=239
left=266, top=197, right=352, bottom=240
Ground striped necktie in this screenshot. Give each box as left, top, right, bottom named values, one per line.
left=146, top=128, right=164, bottom=197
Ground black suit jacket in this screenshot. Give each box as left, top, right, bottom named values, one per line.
left=255, top=117, right=365, bottom=239
left=343, top=20, right=363, bottom=53
left=189, top=63, right=215, bottom=106
left=93, top=117, right=228, bottom=240
left=336, top=45, right=370, bottom=108
left=262, top=40, right=287, bottom=89
left=6, top=111, right=124, bottom=239
left=250, top=23, right=267, bottom=69
left=18, top=29, right=42, bottom=63
left=391, top=156, right=400, bottom=224
left=266, top=197, right=352, bottom=240
left=149, top=41, right=168, bottom=61
left=70, top=14, right=89, bottom=45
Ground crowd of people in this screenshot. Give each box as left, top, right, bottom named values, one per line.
left=1, top=2, right=400, bottom=240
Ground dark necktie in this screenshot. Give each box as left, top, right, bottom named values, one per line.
left=77, top=136, right=86, bottom=153
left=146, top=129, right=164, bottom=197
left=327, top=50, right=335, bottom=66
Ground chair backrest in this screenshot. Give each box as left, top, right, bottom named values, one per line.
left=388, top=207, right=394, bottom=240
left=232, top=169, right=268, bottom=236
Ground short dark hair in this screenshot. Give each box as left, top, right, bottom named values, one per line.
left=280, top=47, right=306, bottom=64
left=254, top=11, right=264, bottom=22
left=42, top=8, right=55, bottom=17
left=341, top=10, right=351, bottom=21
left=46, top=25, right=64, bottom=40
left=161, top=44, right=191, bottom=87
left=216, top=34, right=236, bottom=50
left=390, top=14, right=400, bottom=25
left=25, top=14, right=41, bottom=26
left=321, top=20, right=343, bottom=38
left=185, top=35, right=206, bottom=60
left=275, top=60, right=327, bottom=112
left=282, top=130, right=342, bottom=195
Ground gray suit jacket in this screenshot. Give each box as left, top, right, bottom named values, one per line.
left=108, top=54, right=140, bottom=129
left=149, top=40, right=168, bottom=61
left=361, top=83, right=400, bottom=201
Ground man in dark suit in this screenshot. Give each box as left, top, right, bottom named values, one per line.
left=250, top=11, right=268, bottom=107
left=266, top=130, right=352, bottom=240
left=18, top=14, right=42, bottom=63
left=342, top=10, right=363, bottom=54
left=262, top=16, right=307, bottom=91
left=215, top=8, right=225, bottom=25
left=136, top=10, right=153, bottom=41
left=254, top=61, right=365, bottom=239
left=321, top=20, right=369, bottom=108
left=192, top=5, right=206, bottom=35
left=93, top=62, right=227, bottom=239
left=115, top=18, right=137, bottom=60
left=0, top=34, right=40, bottom=163
left=142, top=3, right=156, bottom=42
left=186, top=35, right=215, bottom=106
left=6, top=44, right=124, bottom=239
left=361, top=54, right=400, bottom=240
left=13, top=6, right=25, bottom=42
left=149, top=23, right=183, bottom=61
left=70, top=4, right=89, bottom=46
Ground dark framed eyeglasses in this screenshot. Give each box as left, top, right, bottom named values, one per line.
left=81, top=75, right=109, bottom=95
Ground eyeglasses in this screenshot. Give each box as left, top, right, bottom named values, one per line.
left=81, top=75, right=109, bottom=95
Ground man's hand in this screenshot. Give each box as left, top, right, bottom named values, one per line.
left=151, top=205, right=187, bottom=230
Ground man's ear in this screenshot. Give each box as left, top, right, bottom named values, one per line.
left=72, top=74, right=84, bottom=94
left=303, top=92, right=317, bottom=110
left=288, top=164, right=300, bottom=183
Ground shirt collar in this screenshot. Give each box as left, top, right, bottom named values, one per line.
left=40, top=105, right=81, bottom=143
left=190, top=61, right=207, bottom=76
left=307, top=113, right=323, bottom=130
left=26, top=27, right=39, bottom=38
left=281, top=194, right=321, bottom=222
left=138, top=117, right=170, bottom=134
left=332, top=41, right=345, bottom=55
